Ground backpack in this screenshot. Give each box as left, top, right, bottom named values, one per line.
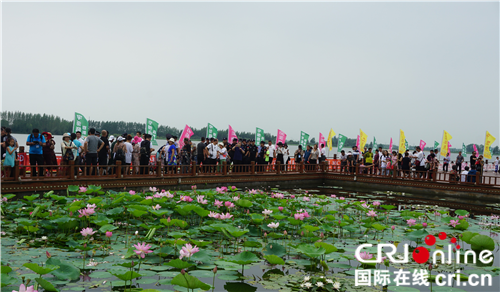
left=63, top=142, right=75, bottom=161
left=115, top=146, right=125, bottom=162
left=140, top=141, right=149, bottom=157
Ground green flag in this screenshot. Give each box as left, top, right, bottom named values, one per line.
left=434, top=141, right=439, bottom=150
left=405, top=139, right=409, bottom=150
left=207, top=123, right=218, bottom=139
left=73, top=112, right=89, bottom=137
left=338, top=134, right=347, bottom=152
left=300, top=131, right=309, bottom=148
left=373, top=137, right=377, bottom=148
left=146, top=118, right=159, bottom=146
left=462, top=143, right=467, bottom=158
left=255, top=127, right=265, bottom=143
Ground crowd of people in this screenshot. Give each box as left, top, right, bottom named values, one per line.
left=1, top=126, right=499, bottom=183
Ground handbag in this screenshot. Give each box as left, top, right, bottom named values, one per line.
left=63, top=142, right=74, bottom=161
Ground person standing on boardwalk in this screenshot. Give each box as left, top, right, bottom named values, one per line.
left=26, top=129, right=46, bottom=177
left=456, top=151, right=464, bottom=173
left=267, top=140, right=276, bottom=165
left=139, top=134, right=152, bottom=174
left=470, top=151, right=477, bottom=168
left=98, top=130, right=110, bottom=175
left=42, top=132, right=57, bottom=176
left=443, top=153, right=451, bottom=172
left=494, top=157, right=499, bottom=174
left=84, top=128, right=103, bottom=175
left=197, top=137, right=207, bottom=166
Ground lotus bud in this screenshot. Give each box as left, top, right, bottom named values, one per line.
left=181, top=269, right=186, bottom=275
left=135, top=231, right=139, bottom=236
left=213, top=266, right=217, bottom=274
left=428, top=263, right=433, bottom=271
left=283, top=230, right=287, bottom=236
left=278, top=207, right=284, bottom=211
left=167, top=217, right=171, bottom=223
left=106, top=231, right=113, bottom=238
left=459, top=216, right=464, bottom=220
left=264, top=232, right=267, bottom=237
left=320, top=232, right=325, bottom=239
left=301, top=231, right=304, bottom=236
left=391, top=225, right=395, bottom=230
left=46, top=251, right=51, bottom=258
left=422, top=223, right=427, bottom=228
left=69, top=211, right=73, bottom=216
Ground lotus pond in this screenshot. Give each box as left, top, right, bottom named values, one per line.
left=1, top=185, right=500, bottom=292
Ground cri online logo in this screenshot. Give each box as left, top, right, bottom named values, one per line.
left=355, top=232, right=493, bottom=265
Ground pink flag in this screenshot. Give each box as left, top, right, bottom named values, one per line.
left=389, top=138, right=393, bottom=153
left=276, top=129, right=287, bottom=145
left=356, top=135, right=360, bottom=148
left=419, top=140, right=426, bottom=150
left=473, top=144, right=478, bottom=154
left=178, top=125, right=194, bottom=149
left=228, top=125, right=238, bottom=143
left=319, top=133, right=326, bottom=150
left=447, top=142, right=452, bottom=154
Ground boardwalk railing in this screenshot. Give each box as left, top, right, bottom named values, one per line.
left=2, top=159, right=498, bottom=187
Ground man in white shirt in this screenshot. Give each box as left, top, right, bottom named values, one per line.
left=495, top=157, right=499, bottom=174
left=320, top=144, right=327, bottom=162
left=461, top=166, right=470, bottom=182
left=206, top=139, right=219, bottom=171
left=411, top=146, right=426, bottom=177
left=267, top=140, right=276, bottom=165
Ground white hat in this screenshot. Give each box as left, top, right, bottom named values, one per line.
left=219, top=142, right=224, bottom=146
left=117, top=136, right=125, bottom=141
left=109, top=135, right=115, bottom=141
left=169, top=138, right=175, bottom=142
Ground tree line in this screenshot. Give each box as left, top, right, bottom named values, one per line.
left=1, top=111, right=498, bottom=154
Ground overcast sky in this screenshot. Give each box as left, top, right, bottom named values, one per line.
left=3, top=2, right=499, bottom=146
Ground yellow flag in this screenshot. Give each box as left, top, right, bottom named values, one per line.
left=327, top=128, right=335, bottom=151
left=440, top=130, right=453, bottom=156
left=359, top=129, right=368, bottom=150
left=484, top=131, right=496, bottom=159
left=398, top=129, right=406, bottom=154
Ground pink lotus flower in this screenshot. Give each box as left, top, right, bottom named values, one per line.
left=79, top=187, right=87, bottom=193
left=331, top=195, right=336, bottom=198
left=2, top=197, right=8, bottom=202
left=80, top=227, right=96, bottom=237
left=165, top=192, right=174, bottom=199
left=231, top=186, right=237, bottom=191
left=262, top=209, right=273, bottom=215
left=220, top=213, right=233, bottom=219
left=197, top=196, right=208, bottom=205
left=152, top=204, right=161, bottom=210
left=303, top=197, right=310, bottom=202
left=248, top=189, right=258, bottom=194
left=149, top=187, right=157, bottom=192
left=224, top=201, right=235, bottom=208
left=215, top=187, right=227, bottom=194
left=180, top=196, right=193, bottom=202
left=362, top=203, right=369, bottom=209
left=133, top=242, right=153, bottom=258
left=422, top=223, right=428, bottom=228
left=180, top=243, right=200, bottom=259
left=232, top=196, right=240, bottom=201
left=267, top=222, right=279, bottom=229
left=86, top=204, right=96, bottom=209
left=406, top=219, right=417, bottom=227
left=208, top=211, right=220, bottom=219
left=378, top=256, right=387, bottom=264
left=373, top=201, right=381, bottom=206
left=145, top=196, right=153, bottom=200
left=129, top=190, right=136, bottom=195
left=105, top=231, right=113, bottom=238
left=458, top=216, right=464, bottom=220
left=339, top=197, right=345, bottom=200
left=434, top=212, right=441, bottom=216
left=290, top=195, right=295, bottom=199
left=78, top=207, right=95, bottom=218
left=273, top=193, right=284, bottom=199
left=294, top=213, right=305, bottom=220
left=356, top=251, right=373, bottom=261
left=449, top=220, right=460, bottom=228
left=214, top=200, right=223, bottom=208
left=367, top=210, right=377, bottom=217
left=12, top=284, right=38, bottom=292
left=391, top=225, right=396, bottom=230
left=191, top=185, right=197, bottom=190
left=278, top=207, right=284, bottom=211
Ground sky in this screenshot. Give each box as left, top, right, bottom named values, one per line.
left=2, top=1, right=499, bottom=146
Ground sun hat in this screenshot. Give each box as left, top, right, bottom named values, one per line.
left=62, top=133, right=71, bottom=139
left=109, top=135, right=115, bottom=141
left=117, top=136, right=125, bottom=141
left=169, top=138, right=175, bottom=142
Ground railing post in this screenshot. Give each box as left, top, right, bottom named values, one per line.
left=223, top=161, right=227, bottom=176
left=116, top=161, right=122, bottom=178
left=392, top=166, right=397, bottom=179
left=251, top=161, right=255, bottom=174
left=300, top=161, right=304, bottom=173
left=14, top=160, right=20, bottom=180
left=69, top=160, right=75, bottom=179
left=355, top=164, right=359, bottom=175
left=276, top=161, right=281, bottom=174
left=157, top=159, right=163, bottom=177
left=191, top=161, right=197, bottom=176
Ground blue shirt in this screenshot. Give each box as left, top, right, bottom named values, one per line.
left=167, top=144, right=177, bottom=162
left=304, top=149, right=311, bottom=161
left=233, top=147, right=243, bottom=161
left=467, top=170, right=477, bottom=183
left=27, top=134, right=46, bottom=155
left=73, top=139, right=82, bottom=156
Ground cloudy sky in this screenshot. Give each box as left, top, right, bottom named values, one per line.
left=3, top=1, right=499, bottom=146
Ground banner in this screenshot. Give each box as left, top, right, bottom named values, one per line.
left=484, top=131, right=497, bottom=159
left=338, top=134, right=347, bottom=152
left=356, top=135, right=360, bottom=149
left=145, top=118, right=159, bottom=146
left=255, top=127, right=265, bottom=143
left=359, top=129, right=368, bottom=150
left=434, top=141, right=439, bottom=150
left=300, top=131, right=309, bottom=149
left=319, top=133, right=326, bottom=150
left=178, top=125, right=194, bottom=149
left=440, top=130, right=452, bottom=156
left=389, top=138, right=393, bottom=153
left=373, top=137, right=377, bottom=148
left=420, top=140, right=426, bottom=151
left=398, top=129, right=406, bottom=154
left=228, top=125, right=238, bottom=143
left=276, top=129, right=287, bottom=145
left=206, top=123, right=218, bottom=140
left=73, top=112, right=89, bottom=137
left=327, top=129, right=335, bottom=151
left=447, top=142, right=452, bottom=154
left=405, top=139, right=409, bottom=151
left=462, top=143, right=467, bottom=158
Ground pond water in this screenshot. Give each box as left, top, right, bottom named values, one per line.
left=1, top=186, right=499, bottom=292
